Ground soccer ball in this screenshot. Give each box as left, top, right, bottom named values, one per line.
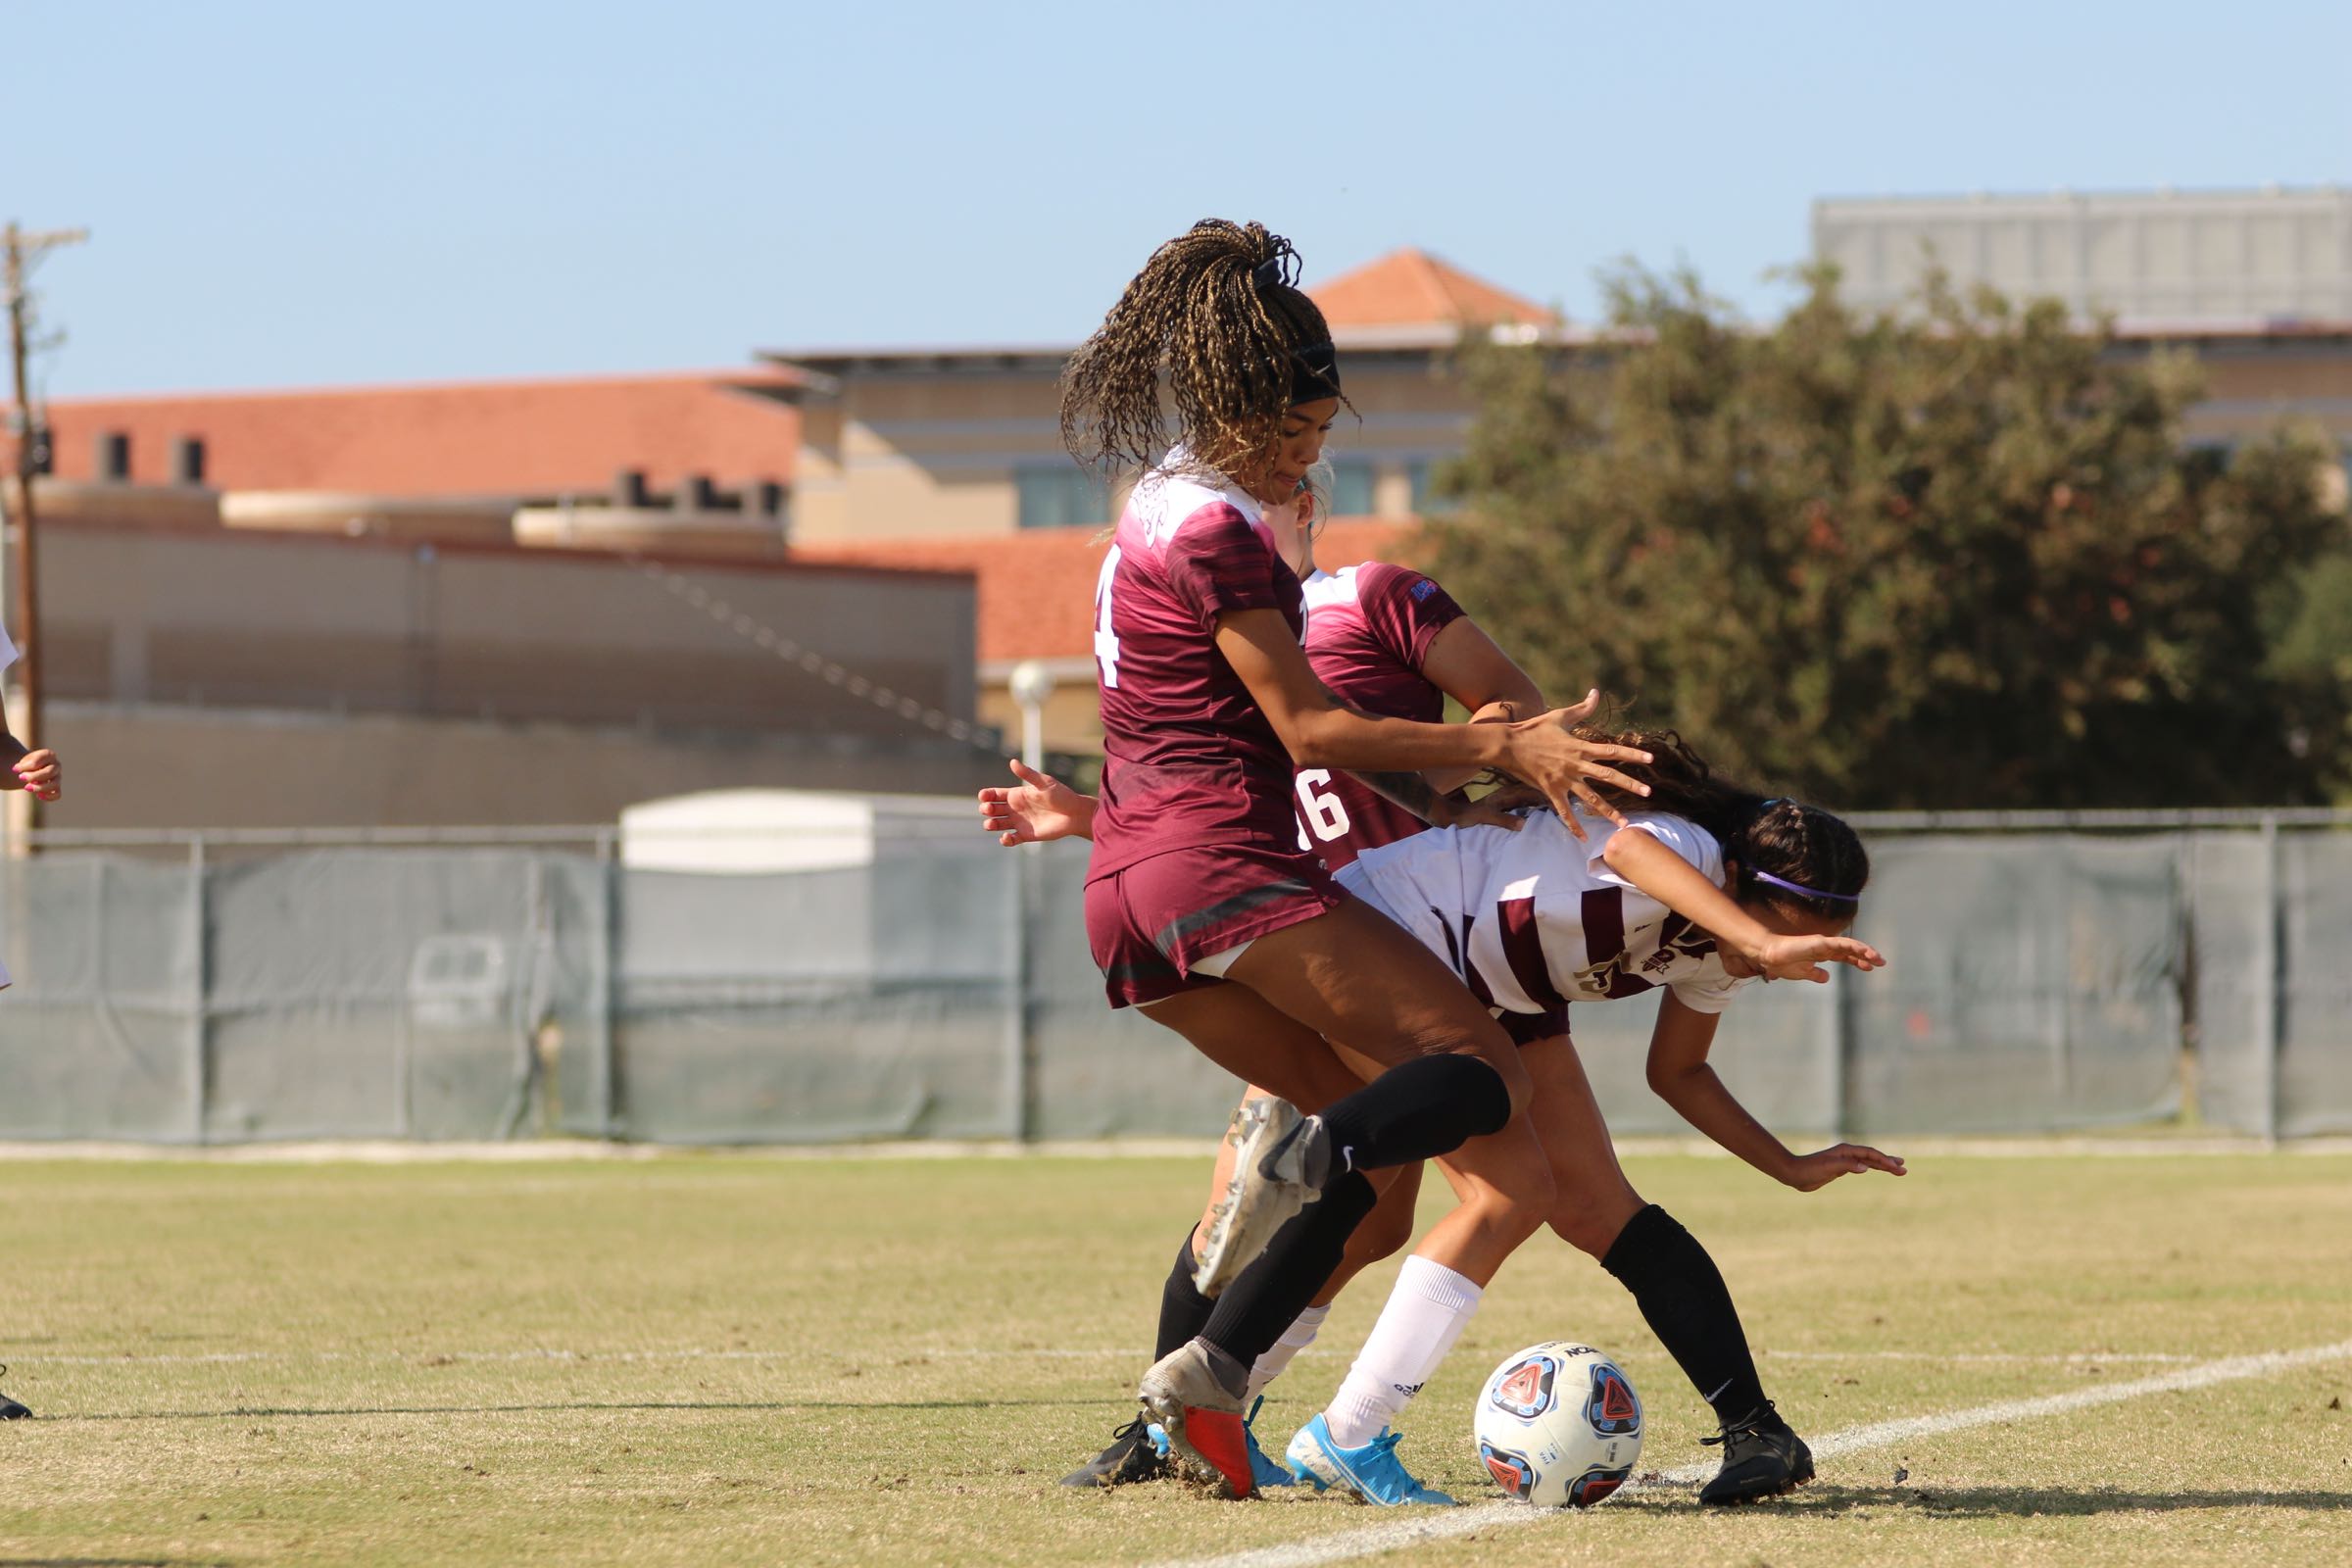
left=1472, top=1341, right=1642, bottom=1507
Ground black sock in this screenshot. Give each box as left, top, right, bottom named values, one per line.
left=1199, top=1170, right=1378, bottom=1370
left=1155, top=1228, right=1215, bottom=1361
left=1599, top=1204, right=1768, bottom=1426
left=1313, top=1054, right=1511, bottom=1175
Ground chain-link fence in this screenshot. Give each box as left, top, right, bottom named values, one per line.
left=1, top=810, right=2346, bottom=1144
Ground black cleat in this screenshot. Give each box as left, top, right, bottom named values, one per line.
left=1696, top=1402, right=1812, bottom=1505
left=0, top=1365, right=27, bottom=1420
left=1059, top=1414, right=1168, bottom=1488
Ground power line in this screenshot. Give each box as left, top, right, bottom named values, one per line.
left=624, top=552, right=1011, bottom=756
left=3, top=221, right=90, bottom=807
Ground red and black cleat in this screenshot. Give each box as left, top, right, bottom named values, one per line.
left=1138, top=1339, right=1255, bottom=1499
left=1174, top=1405, right=1253, bottom=1499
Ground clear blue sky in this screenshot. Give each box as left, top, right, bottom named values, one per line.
left=13, top=0, right=2349, bottom=397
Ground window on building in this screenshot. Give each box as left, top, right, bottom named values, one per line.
left=1405, top=460, right=1462, bottom=516
left=1325, top=458, right=1376, bottom=517
left=1016, top=465, right=1111, bottom=529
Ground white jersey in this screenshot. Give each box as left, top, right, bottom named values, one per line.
left=1337, top=808, right=1753, bottom=1016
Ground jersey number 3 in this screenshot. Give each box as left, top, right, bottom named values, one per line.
left=1092, top=546, right=1123, bottom=689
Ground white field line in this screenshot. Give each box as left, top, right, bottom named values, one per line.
left=13, top=1346, right=2208, bottom=1370
left=1761, top=1348, right=2199, bottom=1365
left=12, top=1347, right=1142, bottom=1368
left=1143, top=1338, right=2352, bottom=1568
left=6, top=1136, right=2351, bottom=1164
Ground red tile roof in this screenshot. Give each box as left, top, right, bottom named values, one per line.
left=5, top=368, right=801, bottom=497
left=1311, top=248, right=1558, bottom=331
left=799, top=518, right=1421, bottom=666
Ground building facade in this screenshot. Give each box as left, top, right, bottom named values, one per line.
left=770, top=248, right=1562, bottom=545
left=1815, top=185, right=2352, bottom=324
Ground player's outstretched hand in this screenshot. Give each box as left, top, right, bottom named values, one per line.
left=1784, top=1142, right=1906, bottom=1192
left=1499, top=691, right=1652, bottom=840
left=976, top=760, right=1096, bottom=847
left=1753, top=933, right=1886, bottom=984
left=11, top=749, right=59, bottom=803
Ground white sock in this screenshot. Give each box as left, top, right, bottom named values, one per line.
left=1246, top=1303, right=1330, bottom=1404
left=1322, top=1255, right=1484, bottom=1448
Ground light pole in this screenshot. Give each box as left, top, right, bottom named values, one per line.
left=1002, top=659, right=1059, bottom=1143
left=1007, top=660, right=1056, bottom=771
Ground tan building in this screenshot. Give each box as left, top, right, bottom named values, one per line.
left=771, top=248, right=1562, bottom=546
left=8, top=239, right=2345, bottom=813
left=778, top=249, right=1560, bottom=752
left=21, top=520, right=991, bottom=829
left=780, top=245, right=2352, bottom=757
left=5, top=368, right=807, bottom=557
left=0, top=368, right=1010, bottom=829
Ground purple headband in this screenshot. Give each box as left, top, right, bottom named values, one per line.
left=1748, top=867, right=1859, bottom=906
left=1748, top=800, right=1859, bottom=904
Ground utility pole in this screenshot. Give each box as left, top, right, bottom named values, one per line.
left=3, top=221, right=89, bottom=842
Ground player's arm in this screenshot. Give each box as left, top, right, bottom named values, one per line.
left=0, top=712, right=60, bottom=801
left=1600, top=828, right=1884, bottom=980
left=1644, top=992, right=1904, bottom=1190
left=977, top=760, right=1096, bottom=846
left=1214, top=607, right=1652, bottom=834
left=1414, top=616, right=1545, bottom=795
left=1348, top=767, right=1481, bottom=830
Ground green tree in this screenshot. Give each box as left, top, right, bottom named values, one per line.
left=1424, top=268, right=2350, bottom=808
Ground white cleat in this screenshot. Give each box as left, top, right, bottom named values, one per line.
left=1137, top=1340, right=1253, bottom=1497
left=1192, top=1098, right=1324, bottom=1299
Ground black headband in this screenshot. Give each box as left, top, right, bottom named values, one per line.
left=1286, top=339, right=1343, bottom=405
left=1249, top=255, right=1341, bottom=405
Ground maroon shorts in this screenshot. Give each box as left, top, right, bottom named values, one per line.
left=1085, top=842, right=1346, bottom=1008
left=1500, top=1004, right=1571, bottom=1047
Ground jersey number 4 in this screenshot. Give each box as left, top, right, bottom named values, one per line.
left=1092, top=546, right=1123, bottom=689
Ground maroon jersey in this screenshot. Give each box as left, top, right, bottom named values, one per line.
left=1294, top=563, right=1467, bottom=869
left=1089, top=462, right=1307, bottom=879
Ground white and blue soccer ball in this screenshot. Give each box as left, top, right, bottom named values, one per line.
left=1472, top=1341, right=1642, bottom=1507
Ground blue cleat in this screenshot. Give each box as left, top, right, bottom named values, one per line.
left=1285, top=1414, right=1456, bottom=1505
left=1243, top=1397, right=1295, bottom=1489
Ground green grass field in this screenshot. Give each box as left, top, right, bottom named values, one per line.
left=2, top=1148, right=2348, bottom=1567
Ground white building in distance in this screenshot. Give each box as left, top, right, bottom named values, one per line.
left=1814, top=186, right=2352, bottom=325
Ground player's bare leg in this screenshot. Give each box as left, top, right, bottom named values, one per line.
left=1064, top=1052, right=1413, bottom=1493
left=1116, top=986, right=1390, bottom=1496
left=1133, top=906, right=1527, bottom=1496
left=1181, top=897, right=1528, bottom=1301
left=1287, top=1086, right=1553, bottom=1504
left=1527, top=1037, right=1809, bottom=1504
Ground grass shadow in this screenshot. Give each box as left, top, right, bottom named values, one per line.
left=1768, top=1483, right=2352, bottom=1517
left=50, top=1396, right=1108, bottom=1423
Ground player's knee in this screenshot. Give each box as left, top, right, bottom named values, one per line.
left=1461, top=1043, right=1533, bottom=1123
left=1483, top=1172, right=1554, bottom=1250
left=1348, top=1191, right=1418, bottom=1269
left=1548, top=1185, right=1642, bottom=1259
left=1547, top=1204, right=1615, bottom=1259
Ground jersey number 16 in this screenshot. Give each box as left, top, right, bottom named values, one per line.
left=1295, top=769, right=1350, bottom=851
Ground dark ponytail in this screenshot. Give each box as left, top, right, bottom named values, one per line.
left=1567, top=724, right=1870, bottom=919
